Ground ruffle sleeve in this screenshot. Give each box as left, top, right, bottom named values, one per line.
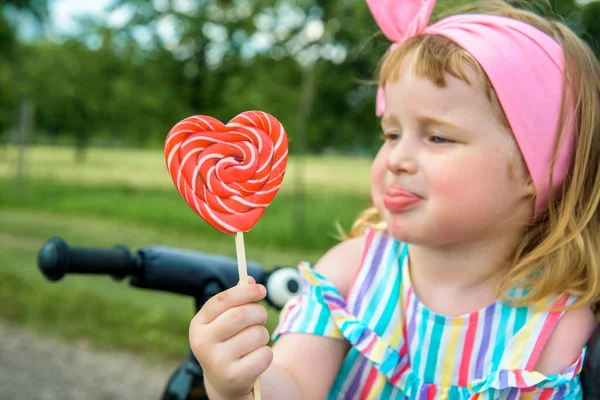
left=470, top=348, right=586, bottom=397
left=271, top=261, right=414, bottom=393
left=272, top=261, right=343, bottom=341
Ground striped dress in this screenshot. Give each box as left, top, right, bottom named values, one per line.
left=273, top=229, right=586, bottom=399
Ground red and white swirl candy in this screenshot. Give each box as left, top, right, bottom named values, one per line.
left=164, top=111, right=288, bottom=234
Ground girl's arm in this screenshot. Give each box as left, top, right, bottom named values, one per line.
left=253, top=335, right=350, bottom=400
left=206, top=335, right=348, bottom=400
left=199, top=235, right=365, bottom=400
left=534, top=305, right=597, bottom=375
left=261, top=235, right=366, bottom=400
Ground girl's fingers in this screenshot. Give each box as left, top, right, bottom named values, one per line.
left=210, top=303, right=269, bottom=342
left=197, top=283, right=266, bottom=324
left=231, top=345, right=274, bottom=383
left=219, top=324, right=271, bottom=359
left=244, top=276, right=257, bottom=285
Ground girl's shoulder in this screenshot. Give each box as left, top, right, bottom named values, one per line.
left=311, top=232, right=372, bottom=298
left=534, top=304, right=597, bottom=375
left=311, top=228, right=395, bottom=299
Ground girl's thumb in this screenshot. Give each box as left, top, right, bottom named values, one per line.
left=238, top=276, right=257, bottom=285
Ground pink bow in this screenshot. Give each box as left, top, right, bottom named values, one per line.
left=366, top=0, right=436, bottom=43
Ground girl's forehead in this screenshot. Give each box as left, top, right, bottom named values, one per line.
left=383, top=44, right=488, bottom=93
left=383, top=71, right=509, bottom=140
left=385, top=66, right=488, bottom=114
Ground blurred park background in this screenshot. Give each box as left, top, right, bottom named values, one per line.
left=1, top=0, right=599, bottom=367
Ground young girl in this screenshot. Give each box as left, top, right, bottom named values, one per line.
left=189, top=0, right=600, bottom=398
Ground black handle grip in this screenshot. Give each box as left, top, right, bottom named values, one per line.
left=130, top=245, right=267, bottom=299
left=37, top=237, right=140, bottom=281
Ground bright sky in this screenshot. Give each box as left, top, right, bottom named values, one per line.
left=51, top=0, right=129, bottom=35
left=48, top=0, right=214, bottom=52
left=44, top=0, right=597, bottom=67
left=51, top=0, right=109, bottom=33
left=46, top=0, right=334, bottom=65
left=50, top=0, right=599, bottom=35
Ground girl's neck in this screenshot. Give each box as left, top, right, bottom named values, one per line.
left=408, top=242, right=508, bottom=290
left=406, top=233, right=523, bottom=316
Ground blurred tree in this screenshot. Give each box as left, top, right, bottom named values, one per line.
left=1, top=0, right=48, bottom=19
left=0, top=20, right=16, bottom=144
left=580, top=1, right=600, bottom=54
left=0, top=0, right=48, bottom=138
left=20, top=36, right=192, bottom=162
left=2, top=0, right=598, bottom=160
left=21, top=40, right=112, bottom=162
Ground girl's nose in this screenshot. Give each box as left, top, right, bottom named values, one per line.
left=386, top=141, right=418, bottom=174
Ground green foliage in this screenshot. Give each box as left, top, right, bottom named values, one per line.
left=0, top=264, right=191, bottom=361
left=0, top=145, right=372, bottom=360
left=0, top=57, right=16, bottom=134
left=18, top=39, right=193, bottom=151
left=0, top=176, right=369, bottom=253
left=0, top=0, right=598, bottom=363
left=1, top=0, right=598, bottom=156
left=0, top=239, right=283, bottom=362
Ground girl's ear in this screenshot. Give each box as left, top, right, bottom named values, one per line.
left=522, top=179, right=536, bottom=197
left=508, top=141, right=536, bottom=199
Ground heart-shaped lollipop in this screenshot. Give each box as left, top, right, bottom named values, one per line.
left=165, top=111, right=288, bottom=234
left=165, top=111, right=288, bottom=400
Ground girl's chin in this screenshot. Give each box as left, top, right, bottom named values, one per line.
left=383, top=213, right=430, bottom=244
left=384, top=218, right=414, bottom=242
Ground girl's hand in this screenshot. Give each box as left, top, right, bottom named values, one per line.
left=189, top=277, right=272, bottom=399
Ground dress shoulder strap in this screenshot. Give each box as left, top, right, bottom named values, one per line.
left=495, top=293, right=579, bottom=371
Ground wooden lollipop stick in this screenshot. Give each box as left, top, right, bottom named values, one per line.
left=235, top=232, right=249, bottom=284
left=252, top=380, right=262, bottom=400
left=235, top=232, right=262, bottom=400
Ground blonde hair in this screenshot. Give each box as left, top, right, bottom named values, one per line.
left=352, top=0, right=600, bottom=310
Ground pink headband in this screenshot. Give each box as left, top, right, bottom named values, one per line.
left=368, top=0, right=576, bottom=215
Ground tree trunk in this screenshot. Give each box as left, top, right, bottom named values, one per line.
left=0, top=133, right=7, bottom=162
left=293, top=63, right=319, bottom=237
left=16, top=98, right=34, bottom=185
left=190, top=40, right=206, bottom=112
left=74, top=134, right=89, bottom=164
left=74, top=105, right=90, bottom=164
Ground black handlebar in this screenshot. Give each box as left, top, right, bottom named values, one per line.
left=36, top=236, right=296, bottom=400
left=36, top=237, right=297, bottom=311
left=130, top=245, right=268, bottom=298
left=38, top=237, right=140, bottom=281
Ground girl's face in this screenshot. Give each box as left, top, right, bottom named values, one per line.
left=371, top=56, right=534, bottom=247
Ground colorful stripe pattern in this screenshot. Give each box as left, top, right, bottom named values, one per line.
left=272, top=229, right=586, bottom=399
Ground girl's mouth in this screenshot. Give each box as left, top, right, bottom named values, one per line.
left=383, top=188, right=422, bottom=212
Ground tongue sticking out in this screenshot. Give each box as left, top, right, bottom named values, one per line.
left=383, top=188, right=421, bottom=212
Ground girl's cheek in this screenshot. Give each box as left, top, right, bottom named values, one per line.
left=371, top=151, right=388, bottom=185
left=371, top=162, right=388, bottom=190
left=371, top=161, right=386, bottom=183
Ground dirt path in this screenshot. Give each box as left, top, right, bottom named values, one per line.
left=0, top=321, right=179, bottom=400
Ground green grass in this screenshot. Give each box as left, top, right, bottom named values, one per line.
left=0, top=145, right=374, bottom=363
left=0, top=178, right=370, bottom=252
left=0, top=263, right=191, bottom=363
left=0, top=222, right=192, bottom=363
left=0, top=145, right=373, bottom=252
left=0, top=145, right=372, bottom=195
left=0, top=210, right=299, bottom=362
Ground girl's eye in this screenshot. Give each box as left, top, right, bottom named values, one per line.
left=381, top=132, right=400, bottom=142
left=429, top=135, right=453, bottom=144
